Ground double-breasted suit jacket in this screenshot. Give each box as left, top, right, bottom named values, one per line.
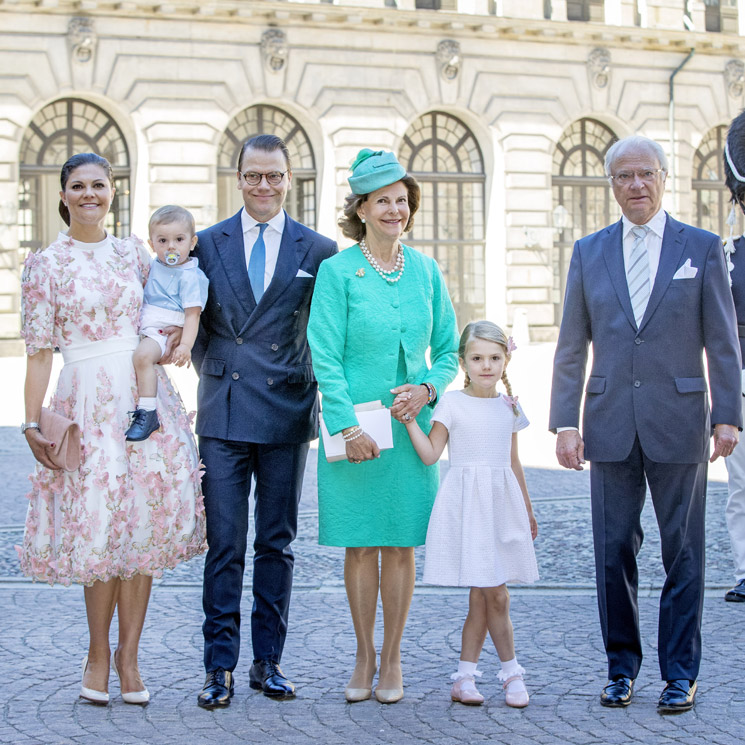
left=192, top=210, right=337, bottom=443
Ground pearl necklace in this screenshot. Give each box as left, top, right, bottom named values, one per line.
left=360, top=239, right=405, bottom=283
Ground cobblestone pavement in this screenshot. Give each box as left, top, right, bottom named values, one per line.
left=2, top=424, right=744, bottom=745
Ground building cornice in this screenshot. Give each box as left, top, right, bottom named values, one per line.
left=2, top=1, right=744, bottom=56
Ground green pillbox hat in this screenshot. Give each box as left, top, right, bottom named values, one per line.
left=348, top=149, right=407, bottom=195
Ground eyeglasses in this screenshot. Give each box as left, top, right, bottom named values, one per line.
left=240, top=171, right=287, bottom=186
left=609, top=169, right=665, bottom=185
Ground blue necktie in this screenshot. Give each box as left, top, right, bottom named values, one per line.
left=248, top=223, right=267, bottom=303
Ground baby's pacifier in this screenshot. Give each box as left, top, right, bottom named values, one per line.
left=165, top=251, right=179, bottom=266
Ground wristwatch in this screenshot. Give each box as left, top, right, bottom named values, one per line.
left=21, top=421, right=40, bottom=434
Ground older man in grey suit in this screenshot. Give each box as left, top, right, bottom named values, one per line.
left=549, top=135, right=741, bottom=712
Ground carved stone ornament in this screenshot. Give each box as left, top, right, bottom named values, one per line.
left=436, top=39, right=461, bottom=82
left=725, top=59, right=745, bottom=99
left=261, top=29, right=288, bottom=73
left=68, top=17, right=96, bottom=65
left=587, top=47, right=611, bottom=90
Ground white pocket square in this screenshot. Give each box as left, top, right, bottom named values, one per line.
left=296, top=269, right=313, bottom=278
left=672, top=259, right=698, bottom=280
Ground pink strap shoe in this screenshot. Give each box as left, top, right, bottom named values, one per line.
left=501, top=673, right=529, bottom=708
left=450, top=672, right=484, bottom=705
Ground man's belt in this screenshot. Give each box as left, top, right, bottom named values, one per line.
left=738, top=323, right=745, bottom=338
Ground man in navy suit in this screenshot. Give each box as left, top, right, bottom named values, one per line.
left=193, top=134, right=337, bottom=708
left=549, top=135, right=741, bottom=712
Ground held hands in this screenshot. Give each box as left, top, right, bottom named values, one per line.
left=711, top=423, right=739, bottom=462
left=344, top=431, right=381, bottom=464
left=390, top=384, right=428, bottom=424
left=556, top=429, right=586, bottom=471
left=172, top=343, right=192, bottom=368
left=25, top=428, right=62, bottom=470
left=158, top=325, right=183, bottom=365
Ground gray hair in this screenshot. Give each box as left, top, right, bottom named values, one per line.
left=604, top=135, right=669, bottom=178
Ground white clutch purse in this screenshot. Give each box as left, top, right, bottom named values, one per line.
left=319, top=400, right=394, bottom=463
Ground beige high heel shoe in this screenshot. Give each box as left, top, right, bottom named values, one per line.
left=374, top=665, right=404, bottom=704
left=345, top=666, right=377, bottom=702
left=111, top=650, right=150, bottom=705
left=374, top=686, right=404, bottom=704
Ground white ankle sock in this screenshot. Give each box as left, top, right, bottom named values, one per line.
left=498, top=657, right=526, bottom=689
left=138, top=397, right=156, bottom=411
left=500, top=657, right=520, bottom=678
left=457, top=660, right=478, bottom=676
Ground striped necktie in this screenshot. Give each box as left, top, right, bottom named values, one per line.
left=627, top=225, right=650, bottom=327
left=248, top=223, right=268, bottom=303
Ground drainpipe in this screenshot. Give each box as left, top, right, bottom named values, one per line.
left=668, top=48, right=695, bottom=214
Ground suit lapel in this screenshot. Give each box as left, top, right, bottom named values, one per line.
left=639, top=213, right=686, bottom=331
left=257, top=213, right=312, bottom=310
left=237, top=212, right=313, bottom=335
left=216, top=211, right=256, bottom=321
left=603, top=220, right=637, bottom=331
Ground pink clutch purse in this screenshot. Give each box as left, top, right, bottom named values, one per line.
left=40, top=407, right=81, bottom=471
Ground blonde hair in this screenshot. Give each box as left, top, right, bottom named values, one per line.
left=459, top=320, right=518, bottom=415
left=148, top=205, right=195, bottom=236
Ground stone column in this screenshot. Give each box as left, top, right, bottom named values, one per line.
left=500, top=132, right=555, bottom=340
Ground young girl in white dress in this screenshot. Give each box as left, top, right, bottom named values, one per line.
left=404, top=320, right=538, bottom=707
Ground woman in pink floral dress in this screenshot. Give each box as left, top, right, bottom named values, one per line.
left=19, top=152, right=206, bottom=705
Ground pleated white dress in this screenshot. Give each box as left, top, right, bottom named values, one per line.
left=423, top=390, right=539, bottom=588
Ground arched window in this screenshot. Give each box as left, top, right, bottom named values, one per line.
left=694, top=124, right=742, bottom=238
left=399, top=111, right=486, bottom=329
left=217, top=105, right=316, bottom=228
left=18, top=98, right=131, bottom=251
left=552, top=118, right=619, bottom=325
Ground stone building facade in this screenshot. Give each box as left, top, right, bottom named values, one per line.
left=1, top=0, right=745, bottom=342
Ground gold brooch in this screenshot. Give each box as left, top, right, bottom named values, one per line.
left=355, top=268, right=365, bottom=277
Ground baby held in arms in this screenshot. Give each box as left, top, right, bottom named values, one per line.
left=125, top=205, right=209, bottom=441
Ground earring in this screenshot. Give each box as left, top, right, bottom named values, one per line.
left=361, top=218, right=366, bottom=224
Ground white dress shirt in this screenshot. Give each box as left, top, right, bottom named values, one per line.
left=241, top=208, right=285, bottom=294
left=622, top=207, right=666, bottom=290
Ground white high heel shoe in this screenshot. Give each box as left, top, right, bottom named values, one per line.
left=80, top=656, right=109, bottom=705
left=111, top=650, right=150, bottom=705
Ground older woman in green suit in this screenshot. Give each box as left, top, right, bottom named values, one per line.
left=308, top=149, right=458, bottom=704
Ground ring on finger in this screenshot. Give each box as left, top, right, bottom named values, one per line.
left=404, top=413, right=411, bottom=421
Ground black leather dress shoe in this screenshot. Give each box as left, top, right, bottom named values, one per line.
left=658, top=679, right=696, bottom=713
left=197, top=669, right=234, bottom=709
left=600, top=676, right=634, bottom=707
left=725, top=578, right=745, bottom=602
left=249, top=660, right=296, bottom=699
